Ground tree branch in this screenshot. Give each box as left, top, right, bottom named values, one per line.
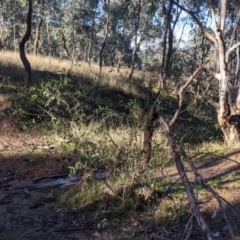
left=203, top=67, right=220, bottom=80
left=228, top=7, right=240, bottom=49
left=170, top=60, right=209, bottom=127
left=171, top=0, right=217, bottom=46
left=220, top=0, right=227, bottom=32
left=157, top=110, right=214, bottom=240
left=181, top=149, right=237, bottom=239
left=226, top=41, right=240, bottom=62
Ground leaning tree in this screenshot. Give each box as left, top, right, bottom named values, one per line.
left=19, top=0, right=32, bottom=87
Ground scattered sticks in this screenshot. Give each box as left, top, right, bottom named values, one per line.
left=141, top=61, right=239, bottom=239
left=158, top=110, right=214, bottom=240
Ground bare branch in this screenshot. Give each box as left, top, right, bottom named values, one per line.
left=220, top=0, right=227, bottom=32
left=203, top=67, right=220, bottom=80
left=170, top=60, right=209, bottom=127
left=181, top=149, right=238, bottom=239
left=157, top=110, right=214, bottom=240
left=228, top=7, right=240, bottom=49
left=59, top=30, right=72, bottom=58
left=209, top=4, right=217, bottom=33
left=171, top=0, right=217, bottom=46
left=179, top=213, right=194, bottom=240
left=226, top=41, right=240, bottom=62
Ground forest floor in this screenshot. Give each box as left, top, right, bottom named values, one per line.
left=0, top=118, right=240, bottom=240
left=0, top=55, right=240, bottom=239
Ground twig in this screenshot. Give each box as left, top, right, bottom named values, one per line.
left=102, top=179, right=123, bottom=201
left=158, top=110, right=214, bottom=240
left=210, top=153, right=240, bottom=166
left=170, top=60, right=209, bottom=127
left=140, top=176, right=183, bottom=240
left=36, top=103, right=56, bottom=120
left=181, top=148, right=238, bottom=239
left=32, top=174, right=69, bottom=183
left=180, top=212, right=194, bottom=240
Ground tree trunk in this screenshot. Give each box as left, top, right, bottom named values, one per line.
left=19, top=0, right=32, bottom=87
left=46, top=21, right=52, bottom=69
left=59, top=30, right=71, bottom=58
left=172, top=0, right=240, bottom=146
left=0, top=37, right=4, bottom=51
left=14, top=24, right=16, bottom=52
left=220, top=121, right=240, bottom=146
left=129, top=0, right=141, bottom=79
left=33, top=16, right=43, bottom=56
left=99, top=0, right=110, bottom=74
left=140, top=105, right=157, bottom=165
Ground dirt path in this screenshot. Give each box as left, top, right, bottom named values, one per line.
left=0, top=157, right=92, bottom=240
left=0, top=185, right=90, bottom=240
left=0, top=120, right=92, bottom=239
left=153, top=149, right=240, bottom=182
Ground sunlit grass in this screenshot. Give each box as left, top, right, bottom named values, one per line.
left=0, top=51, right=153, bottom=98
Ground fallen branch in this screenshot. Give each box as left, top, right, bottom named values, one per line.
left=181, top=148, right=239, bottom=239
left=157, top=110, right=214, bottom=240
left=32, top=174, right=69, bottom=183
left=179, top=212, right=194, bottom=240
left=140, top=176, right=183, bottom=240
left=36, top=103, right=56, bottom=120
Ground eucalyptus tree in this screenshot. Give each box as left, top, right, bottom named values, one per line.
left=159, top=1, right=182, bottom=87
left=0, top=3, right=5, bottom=51
left=0, top=0, right=27, bottom=51
left=19, top=0, right=32, bottom=87
left=52, top=0, right=100, bottom=64
left=171, top=0, right=240, bottom=146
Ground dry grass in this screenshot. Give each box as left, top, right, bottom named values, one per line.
left=0, top=51, right=225, bottom=157
left=0, top=51, right=153, bottom=97
left=2, top=51, right=240, bottom=240
left=0, top=51, right=225, bottom=162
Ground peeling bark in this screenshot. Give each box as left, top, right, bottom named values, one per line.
left=140, top=106, right=157, bottom=165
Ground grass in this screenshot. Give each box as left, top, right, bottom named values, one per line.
left=0, top=51, right=153, bottom=98
left=23, top=152, right=42, bottom=166
left=1, top=51, right=240, bottom=234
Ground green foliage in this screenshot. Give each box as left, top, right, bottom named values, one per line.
left=23, top=152, right=42, bottom=166
left=2, top=76, right=133, bottom=127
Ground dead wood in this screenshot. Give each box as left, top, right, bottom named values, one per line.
left=181, top=148, right=239, bottom=239
left=157, top=110, right=214, bottom=240
left=32, top=174, right=68, bottom=183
